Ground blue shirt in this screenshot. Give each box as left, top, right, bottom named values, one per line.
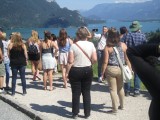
left=59, top=38, right=71, bottom=53
left=122, top=31, right=147, bottom=47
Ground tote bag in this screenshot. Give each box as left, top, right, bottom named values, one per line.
left=113, top=47, right=133, bottom=83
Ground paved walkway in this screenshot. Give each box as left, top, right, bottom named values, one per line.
left=0, top=69, right=151, bottom=120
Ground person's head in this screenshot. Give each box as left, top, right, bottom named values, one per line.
left=129, top=21, right=142, bottom=32
left=0, top=32, right=6, bottom=40
left=51, top=33, right=57, bottom=41
left=11, top=32, right=24, bottom=50
left=31, top=30, right=39, bottom=43
left=44, top=31, right=52, bottom=42
left=59, top=28, right=67, bottom=40
left=107, top=27, right=120, bottom=47
left=76, top=26, right=89, bottom=40
left=58, top=28, right=68, bottom=47
left=120, top=26, right=128, bottom=35
left=102, top=26, right=108, bottom=34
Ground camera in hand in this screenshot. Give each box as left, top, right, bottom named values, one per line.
left=92, top=29, right=98, bottom=32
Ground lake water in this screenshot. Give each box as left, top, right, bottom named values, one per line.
left=5, top=20, right=160, bottom=40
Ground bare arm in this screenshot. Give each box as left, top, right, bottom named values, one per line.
left=0, top=48, right=3, bottom=62
left=66, top=51, right=74, bottom=77
left=52, top=41, right=59, bottom=56
left=101, top=47, right=109, bottom=79
left=22, top=44, right=28, bottom=62
left=122, top=42, right=132, bottom=70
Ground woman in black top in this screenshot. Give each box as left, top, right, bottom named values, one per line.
left=8, top=32, right=28, bottom=96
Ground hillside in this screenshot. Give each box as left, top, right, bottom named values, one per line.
left=0, top=0, right=86, bottom=28
left=81, top=0, right=160, bottom=21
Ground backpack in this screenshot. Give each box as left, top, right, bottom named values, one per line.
left=28, top=43, right=38, bottom=54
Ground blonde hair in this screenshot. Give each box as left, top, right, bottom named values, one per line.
left=30, top=30, right=39, bottom=43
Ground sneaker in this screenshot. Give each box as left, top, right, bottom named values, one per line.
left=107, top=110, right=117, bottom=115
left=5, top=86, right=11, bottom=91
left=125, top=91, right=130, bottom=97
left=85, top=114, right=90, bottom=119
left=22, top=91, right=27, bottom=96
left=118, top=106, right=124, bottom=110
left=134, top=91, right=140, bottom=97
left=11, top=93, right=15, bottom=96
left=98, top=77, right=102, bottom=83
left=72, top=114, right=78, bottom=119
left=0, top=89, right=6, bottom=94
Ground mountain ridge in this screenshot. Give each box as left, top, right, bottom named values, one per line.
left=81, top=0, right=160, bottom=21
left=0, top=0, right=86, bottom=28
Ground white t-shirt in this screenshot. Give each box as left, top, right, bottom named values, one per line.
left=70, top=41, right=96, bottom=67
left=2, top=40, right=10, bottom=63
left=94, top=33, right=107, bottom=50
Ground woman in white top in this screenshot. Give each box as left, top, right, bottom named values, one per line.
left=67, top=26, right=97, bottom=119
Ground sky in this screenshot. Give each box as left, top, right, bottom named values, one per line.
left=47, top=0, right=151, bottom=10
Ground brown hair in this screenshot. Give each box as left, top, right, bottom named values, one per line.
left=44, top=31, right=52, bottom=43
left=11, top=32, right=24, bottom=51
left=58, top=28, right=68, bottom=47
left=107, top=27, right=120, bottom=47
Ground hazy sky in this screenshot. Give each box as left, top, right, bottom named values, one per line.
left=47, top=0, right=151, bottom=10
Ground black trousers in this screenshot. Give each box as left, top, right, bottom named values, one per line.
left=127, top=44, right=160, bottom=120
left=69, top=66, right=93, bottom=116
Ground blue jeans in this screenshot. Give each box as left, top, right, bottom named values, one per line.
left=11, top=66, right=26, bottom=94
left=125, top=73, right=141, bottom=93
left=4, top=62, right=10, bottom=87
left=97, top=50, right=104, bottom=78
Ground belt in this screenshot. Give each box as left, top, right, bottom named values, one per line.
left=108, top=63, right=119, bottom=66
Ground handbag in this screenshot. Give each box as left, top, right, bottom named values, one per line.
left=113, top=47, right=133, bottom=83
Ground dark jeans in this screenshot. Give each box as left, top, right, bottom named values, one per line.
left=11, top=66, right=26, bottom=94
left=127, top=44, right=160, bottom=120
left=97, top=50, right=104, bottom=77
left=69, top=66, right=93, bottom=116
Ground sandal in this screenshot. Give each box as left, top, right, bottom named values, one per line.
left=43, top=87, right=47, bottom=90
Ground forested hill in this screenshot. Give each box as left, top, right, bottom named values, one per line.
left=81, top=0, right=160, bottom=21
left=0, top=0, right=86, bottom=28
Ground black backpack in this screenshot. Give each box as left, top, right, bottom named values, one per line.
left=28, top=43, right=38, bottom=54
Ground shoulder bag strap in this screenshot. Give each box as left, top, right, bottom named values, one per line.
left=75, top=42, right=92, bottom=64
left=113, top=47, right=123, bottom=68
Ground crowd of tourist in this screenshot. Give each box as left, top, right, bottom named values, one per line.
left=0, top=20, right=159, bottom=120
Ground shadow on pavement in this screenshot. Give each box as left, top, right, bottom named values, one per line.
left=30, top=103, right=72, bottom=119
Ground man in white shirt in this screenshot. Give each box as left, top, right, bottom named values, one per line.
left=92, top=26, right=108, bottom=82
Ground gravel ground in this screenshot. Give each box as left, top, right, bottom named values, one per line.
left=0, top=69, right=151, bottom=120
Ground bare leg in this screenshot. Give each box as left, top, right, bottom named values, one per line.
left=60, top=64, right=67, bottom=88
left=48, top=69, right=53, bottom=91
left=43, top=70, right=48, bottom=90
left=0, top=76, right=4, bottom=88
